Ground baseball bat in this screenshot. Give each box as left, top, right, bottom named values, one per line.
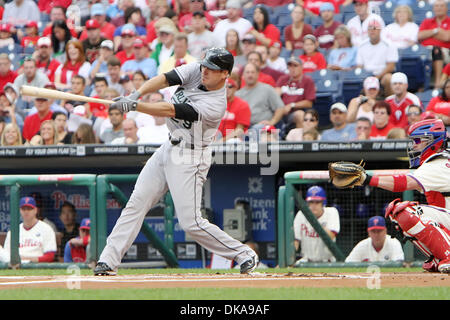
left=20, top=85, right=115, bottom=105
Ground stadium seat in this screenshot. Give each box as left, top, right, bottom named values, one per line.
left=380, top=11, right=394, bottom=25
left=277, top=13, right=293, bottom=29
left=414, top=10, right=433, bottom=25
left=309, top=16, right=324, bottom=29
left=410, top=0, right=432, bottom=14
left=279, top=47, right=292, bottom=60
left=396, top=45, right=433, bottom=91
left=23, top=45, right=35, bottom=55
left=415, top=89, right=441, bottom=108
left=314, top=79, right=344, bottom=128
left=0, top=43, right=21, bottom=55
left=337, top=68, right=373, bottom=105
left=339, top=3, right=355, bottom=14
left=333, top=13, right=343, bottom=23
left=272, top=4, right=293, bottom=17
left=308, top=69, right=340, bottom=82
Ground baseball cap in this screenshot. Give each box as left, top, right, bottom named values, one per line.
left=319, top=2, right=335, bottom=12
left=86, top=19, right=100, bottom=29
left=363, top=76, right=380, bottom=90
left=303, top=34, right=317, bottom=42
left=0, top=23, right=11, bottom=33
left=330, top=102, right=347, bottom=113
left=44, top=82, right=57, bottom=90
left=226, top=0, right=241, bottom=9
left=227, top=78, right=238, bottom=88
left=37, top=37, right=52, bottom=47
left=368, top=18, right=382, bottom=29
left=287, top=56, right=303, bottom=66
left=80, top=218, right=91, bottom=230
left=100, top=40, right=114, bottom=50
left=119, top=74, right=131, bottom=83
left=391, top=72, right=408, bottom=84
left=242, top=34, right=256, bottom=43
left=121, top=23, right=137, bottom=36
left=20, top=196, right=37, bottom=209
left=158, top=25, right=176, bottom=34
left=91, top=3, right=106, bottom=16
left=4, top=82, right=18, bottom=95
left=26, top=21, right=38, bottom=29
left=262, top=125, right=276, bottom=133
left=367, top=216, right=386, bottom=230
left=133, top=38, right=147, bottom=48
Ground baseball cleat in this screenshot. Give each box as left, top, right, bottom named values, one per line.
left=94, top=262, right=117, bottom=276
left=240, top=255, right=258, bottom=274
left=438, top=258, right=450, bottom=273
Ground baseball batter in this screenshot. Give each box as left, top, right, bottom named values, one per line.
left=385, top=199, right=450, bottom=273
left=94, top=48, right=258, bottom=275
left=294, top=186, right=340, bottom=263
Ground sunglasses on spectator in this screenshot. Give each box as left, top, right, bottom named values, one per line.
left=191, top=0, right=203, bottom=2
left=304, top=118, right=317, bottom=122
left=407, top=111, right=421, bottom=116
left=122, top=34, right=134, bottom=38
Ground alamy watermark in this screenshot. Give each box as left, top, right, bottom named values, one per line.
left=366, top=265, right=381, bottom=290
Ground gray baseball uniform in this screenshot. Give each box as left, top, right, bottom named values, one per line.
left=98, top=62, right=256, bottom=270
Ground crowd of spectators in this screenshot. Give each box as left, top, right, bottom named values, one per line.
left=0, top=0, right=448, bottom=148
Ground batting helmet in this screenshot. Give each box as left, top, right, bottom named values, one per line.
left=200, top=47, right=234, bottom=75
left=305, top=186, right=327, bottom=205
left=407, top=119, right=447, bottom=168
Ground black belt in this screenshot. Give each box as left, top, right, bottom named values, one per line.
left=169, top=135, right=195, bottom=149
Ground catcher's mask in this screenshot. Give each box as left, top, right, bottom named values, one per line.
left=407, top=119, right=447, bottom=168
left=305, top=186, right=327, bottom=206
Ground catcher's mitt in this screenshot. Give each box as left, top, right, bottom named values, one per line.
left=328, top=160, right=367, bottom=189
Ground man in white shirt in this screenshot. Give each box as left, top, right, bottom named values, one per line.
left=356, top=19, right=398, bottom=96
left=187, top=11, right=217, bottom=60
left=294, top=186, right=340, bottom=263
left=346, top=0, right=385, bottom=47
left=345, top=215, right=404, bottom=263
left=3, top=0, right=40, bottom=27
left=213, top=0, right=253, bottom=48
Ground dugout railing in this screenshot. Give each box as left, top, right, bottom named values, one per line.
left=0, top=174, right=97, bottom=268
left=0, top=174, right=178, bottom=269
left=278, top=169, right=420, bottom=268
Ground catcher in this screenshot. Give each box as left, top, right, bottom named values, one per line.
left=329, top=119, right=450, bottom=209
left=384, top=199, right=450, bottom=273
left=329, top=118, right=450, bottom=272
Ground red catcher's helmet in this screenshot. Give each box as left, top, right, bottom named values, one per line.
left=407, top=119, right=447, bottom=168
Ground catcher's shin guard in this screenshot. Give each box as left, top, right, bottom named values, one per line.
left=393, top=203, right=450, bottom=267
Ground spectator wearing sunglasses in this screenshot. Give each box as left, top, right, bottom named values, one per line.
left=285, top=108, right=320, bottom=141
left=404, top=104, right=423, bottom=132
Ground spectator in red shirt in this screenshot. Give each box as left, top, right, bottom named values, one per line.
left=276, top=56, right=316, bottom=130
left=438, top=62, right=450, bottom=88
left=314, top=2, right=342, bottom=50
left=418, top=0, right=450, bottom=87
left=38, top=0, right=71, bottom=15
left=385, top=72, right=422, bottom=129
left=22, top=97, right=53, bottom=142
left=33, top=37, right=61, bottom=83
left=20, top=21, right=39, bottom=48
left=247, top=5, right=280, bottom=48
left=178, top=0, right=215, bottom=33
left=79, top=4, right=116, bottom=41
left=369, top=101, right=395, bottom=140
left=299, top=34, right=327, bottom=73
left=240, top=51, right=276, bottom=87
left=88, top=76, right=109, bottom=119
left=284, top=5, right=314, bottom=51
left=217, top=78, right=251, bottom=142
left=42, top=6, right=78, bottom=39
left=0, top=53, right=18, bottom=91
left=426, top=78, right=450, bottom=125
left=116, top=25, right=137, bottom=66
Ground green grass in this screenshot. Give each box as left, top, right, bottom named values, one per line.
left=0, top=268, right=447, bottom=300
left=0, top=287, right=448, bottom=300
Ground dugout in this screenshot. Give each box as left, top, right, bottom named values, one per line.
left=0, top=140, right=428, bottom=269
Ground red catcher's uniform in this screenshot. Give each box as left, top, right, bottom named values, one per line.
left=408, top=151, right=450, bottom=209
left=385, top=92, right=422, bottom=128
